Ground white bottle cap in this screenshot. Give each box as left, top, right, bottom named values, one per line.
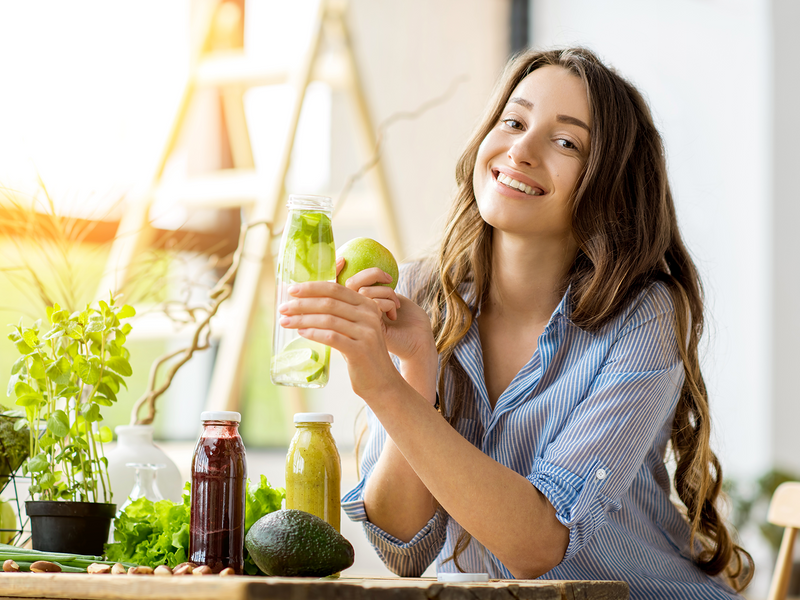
left=437, top=573, right=490, bottom=583
left=200, top=411, right=241, bottom=422
left=293, top=412, right=333, bottom=423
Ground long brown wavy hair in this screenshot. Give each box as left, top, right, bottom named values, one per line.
left=409, top=47, right=752, bottom=589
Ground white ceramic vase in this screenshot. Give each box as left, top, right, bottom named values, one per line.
left=105, top=425, right=184, bottom=503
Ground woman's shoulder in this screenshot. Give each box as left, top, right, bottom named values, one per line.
left=615, top=279, right=679, bottom=331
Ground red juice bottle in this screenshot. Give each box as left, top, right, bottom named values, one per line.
left=190, top=411, right=247, bottom=573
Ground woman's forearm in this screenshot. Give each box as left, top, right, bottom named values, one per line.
left=366, top=382, right=569, bottom=579
left=363, top=436, right=438, bottom=542
left=362, top=352, right=439, bottom=542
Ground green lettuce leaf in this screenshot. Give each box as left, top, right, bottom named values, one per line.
left=243, top=474, right=285, bottom=575
left=105, top=483, right=191, bottom=568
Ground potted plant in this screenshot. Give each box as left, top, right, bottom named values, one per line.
left=6, top=296, right=135, bottom=554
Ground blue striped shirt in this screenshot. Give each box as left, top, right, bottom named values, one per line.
left=342, top=262, right=742, bottom=599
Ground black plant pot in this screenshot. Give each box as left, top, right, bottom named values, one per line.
left=26, top=501, right=116, bottom=555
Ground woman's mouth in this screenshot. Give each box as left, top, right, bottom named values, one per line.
left=495, top=172, right=544, bottom=196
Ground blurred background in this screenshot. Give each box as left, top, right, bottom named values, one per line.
left=0, top=0, right=797, bottom=596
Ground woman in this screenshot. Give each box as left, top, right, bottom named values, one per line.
left=277, top=47, right=752, bottom=599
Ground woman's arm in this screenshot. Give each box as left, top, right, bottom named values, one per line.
left=362, top=349, right=441, bottom=542
left=368, top=376, right=569, bottom=578
left=278, top=281, right=569, bottom=578
left=338, top=263, right=444, bottom=543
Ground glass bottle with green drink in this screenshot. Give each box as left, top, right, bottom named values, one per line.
left=271, top=194, right=335, bottom=387
left=284, top=413, right=341, bottom=531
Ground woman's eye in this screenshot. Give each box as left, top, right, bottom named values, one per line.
left=501, top=118, right=524, bottom=130
left=557, top=138, right=577, bottom=150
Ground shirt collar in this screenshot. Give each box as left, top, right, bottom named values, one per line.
left=463, top=280, right=590, bottom=334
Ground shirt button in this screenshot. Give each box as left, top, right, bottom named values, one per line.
left=596, top=468, right=607, bottom=480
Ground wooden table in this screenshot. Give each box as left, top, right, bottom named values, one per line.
left=0, top=573, right=628, bottom=600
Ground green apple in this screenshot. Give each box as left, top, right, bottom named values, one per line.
left=336, top=237, right=399, bottom=289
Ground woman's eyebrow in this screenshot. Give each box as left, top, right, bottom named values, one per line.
left=557, top=114, right=591, bottom=133
left=508, top=96, right=533, bottom=110
left=508, top=97, right=590, bottom=133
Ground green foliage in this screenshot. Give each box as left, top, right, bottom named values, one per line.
left=105, top=477, right=285, bottom=573
left=0, top=406, right=30, bottom=493
left=105, top=483, right=191, bottom=568
left=725, top=467, right=800, bottom=555
left=6, top=295, right=135, bottom=503
left=244, top=475, right=285, bottom=575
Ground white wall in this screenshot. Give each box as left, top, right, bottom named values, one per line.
left=770, top=0, right=800, bottom=479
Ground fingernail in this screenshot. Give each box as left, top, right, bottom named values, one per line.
left=288, top=285, right=299, bottom=295
left=279, top=316, right=290, bottom=325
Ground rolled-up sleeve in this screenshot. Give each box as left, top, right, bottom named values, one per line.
left=342, top=407, right=449, bottom=576
left=529, top=286, right=684, bottom=561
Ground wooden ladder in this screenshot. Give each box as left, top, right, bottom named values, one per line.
left=99, top=0, right=403, bottom=415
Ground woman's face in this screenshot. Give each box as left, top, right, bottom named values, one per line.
left=473, top=65, right=591, bottom=243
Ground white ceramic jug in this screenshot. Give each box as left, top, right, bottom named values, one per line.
left=105, top=425, right=184, bottom=504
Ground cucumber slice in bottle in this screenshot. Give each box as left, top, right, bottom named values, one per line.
left=273, top=348, right=319, bottom=372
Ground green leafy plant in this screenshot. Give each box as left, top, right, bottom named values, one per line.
left=6, top=296, right=135, bottom=502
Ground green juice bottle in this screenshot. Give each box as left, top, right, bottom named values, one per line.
left=285, top=413, right=341, bottom=531
left=271, top=194, right=335, bottom=388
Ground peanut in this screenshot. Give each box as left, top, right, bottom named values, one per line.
left=172, top=564, right=194, bottom=576
left=87, top=563, right=111, bottom=574
left=128, top=566, right=154, bottom=575
left=30, top=561, right=61, bottom=573
left=2, top=560, right=19, bottom=573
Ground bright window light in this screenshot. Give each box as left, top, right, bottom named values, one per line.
left=0, top=0, right=327, bottom=219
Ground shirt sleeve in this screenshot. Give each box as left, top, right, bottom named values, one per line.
left=342, top=407, right=449, bottom=576
left=528, top=283, right=685, bottom=562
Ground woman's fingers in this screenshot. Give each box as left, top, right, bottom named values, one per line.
left=281, top=282, right=383, bottom=325
left=340, top=266, right=393, bottom=290
left=279, top=304, right=388, bottom=359
left=280, top=296, right=372, bottom=326
left=279, top=312, right=371, bottom=342
left=335, top=256, right=345, bottom=277
left=356, top=285, right=400, bottom=320
left=347, top=288, right=403, bottom=325
left=287, top=281, right=361, bottom=304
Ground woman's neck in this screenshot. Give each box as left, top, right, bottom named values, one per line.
left=483, top=231, right=577, bottom=324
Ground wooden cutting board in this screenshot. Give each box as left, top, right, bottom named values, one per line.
left=0, top=573, right=629, bottom=600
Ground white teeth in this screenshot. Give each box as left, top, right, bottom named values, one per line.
left=497, top=173, right=541, bottom=196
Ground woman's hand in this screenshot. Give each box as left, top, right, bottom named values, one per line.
left=278, top=280, right=403, bottom=399
left=336, top=258, right=436, bottom=364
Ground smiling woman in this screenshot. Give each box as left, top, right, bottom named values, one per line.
left=473, top=65, right=590, bottom=243
left=274, top=46, right=754, bottom=600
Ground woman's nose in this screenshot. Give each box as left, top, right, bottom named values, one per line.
left=507, top=131, right=541, bottom=167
